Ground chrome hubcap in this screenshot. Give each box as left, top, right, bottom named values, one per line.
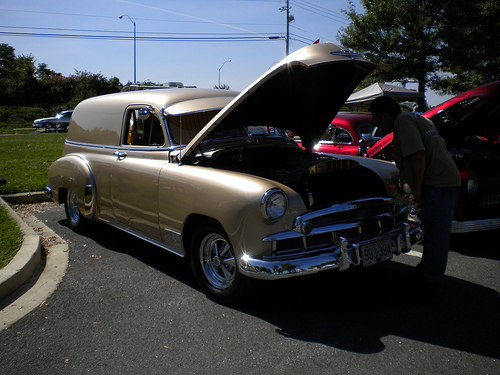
left=199, top=233, right=236, bottom=290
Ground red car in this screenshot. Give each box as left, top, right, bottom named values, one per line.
left=295, top=112, right=387, bottom=156
left=339, top=81, right=500, bottom=233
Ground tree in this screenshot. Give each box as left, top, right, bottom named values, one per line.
left=433, top=0, right=500, bottom=94
left=0, top=43, right=122, bottom=109
left=68, top=70, right=122, bottom=108
left=338, top=0, right=500, bottom=109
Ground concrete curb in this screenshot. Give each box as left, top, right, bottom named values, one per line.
left=2, top=191, right=51, bottom=204
left=0, top=197, right=42, bottom=301
left=0, top=193, right=69, bottom=330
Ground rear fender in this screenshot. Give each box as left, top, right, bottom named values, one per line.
left=48, top=154, right=97, bottom=219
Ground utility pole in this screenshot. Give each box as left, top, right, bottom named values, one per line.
left=285, top=0, right=290, bottom=56
left=279, top=0, right=294, bottom=56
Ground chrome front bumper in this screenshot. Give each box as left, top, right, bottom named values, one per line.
left=239, top=224, right=423, bottom=280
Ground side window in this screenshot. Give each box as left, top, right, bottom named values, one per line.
left=319, top=126, right=334, bottom=141
left=332, top=127, right=353, bottom=143
left=358, top=125, right=386, bottom=141
left=124, top=108, right=165, bottom=146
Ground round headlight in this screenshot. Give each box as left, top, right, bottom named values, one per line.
left=261, top=189, right=288, bottom=222
left=466, top=173, right=478, bottom=195
left=398, top=176, right=413, bottom=196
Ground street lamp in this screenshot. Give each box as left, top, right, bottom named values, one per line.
left=218, top=60, right=231, bottom=87
left=119, top=14, right=136, bottom=83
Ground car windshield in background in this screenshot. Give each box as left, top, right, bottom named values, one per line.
left=357, top=124, right=387, bottom=141
left=204, top=126, right=288, bottom=143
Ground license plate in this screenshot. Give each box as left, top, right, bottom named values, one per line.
left=360, top=239, right=393, bottom=267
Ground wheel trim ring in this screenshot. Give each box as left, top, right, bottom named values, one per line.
left=200, top=233, right=236, bottom=290
left=67, top=190, right=80, bottom=225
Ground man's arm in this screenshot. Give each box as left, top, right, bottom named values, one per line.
left=410, top=150, right=426, bottom=203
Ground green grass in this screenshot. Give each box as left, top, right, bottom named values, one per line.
left=0, top=204, right=23, bottom=269
left=0, top=133, right=67, bottom=194
left=0, top=131, right=66, bottom=269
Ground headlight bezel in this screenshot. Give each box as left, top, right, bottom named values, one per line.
left=261, top=188, right=288, bottom=222
left=398, top=176, right=413, bottom=197
left=466, top=173, right=479, bottom=195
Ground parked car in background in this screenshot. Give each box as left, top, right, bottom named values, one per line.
left=295, top=112, right=387, bottom=156
left=362, top=81, right=500, bottom=233
left=46, top=43, right=422, bottom=302
left=33, top=110, right=73, bottom=132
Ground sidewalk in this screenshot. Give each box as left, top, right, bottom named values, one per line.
left=0, top=193, right=69, bottom=330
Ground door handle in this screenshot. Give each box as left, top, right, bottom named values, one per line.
left=114, top=151, right=127, bottom=159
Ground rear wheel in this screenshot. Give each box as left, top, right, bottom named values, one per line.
left=64, top=189, right=86, bottom=230
left=190, top=223, right=247, bottom=302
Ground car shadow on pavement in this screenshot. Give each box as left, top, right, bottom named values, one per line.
left=57, top=218, right=198, bottom=290
left=239, top=262, right=500, bottom=359
left=59, top=218, right=499, bottom=360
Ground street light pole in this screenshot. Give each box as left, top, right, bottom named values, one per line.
left=119, top=14, right=136, bottom=84
left=218, top=60, right=231, bottom=87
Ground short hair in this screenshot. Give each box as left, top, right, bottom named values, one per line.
left=369, top=96, right=402, bottom=118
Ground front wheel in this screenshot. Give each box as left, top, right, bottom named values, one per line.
left=190, top=223, right=247, bottom=302
left=64, top=189, right=86, bottom=231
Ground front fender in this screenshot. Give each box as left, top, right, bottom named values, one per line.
left=47, top=154, right=97, bottom=219
left=158, top=164, right=306, bottom=258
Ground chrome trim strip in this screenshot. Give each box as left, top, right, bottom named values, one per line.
left=266, top=211, right=402, bottom=242
left=101, top=219, right=185, bottom=257
left=293, top=197, right=394, bottom=233
left=451, top=218, right=500, bottom=233
left=65, top=139, right=174, bottom=152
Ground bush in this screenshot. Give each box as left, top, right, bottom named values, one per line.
left=0, top=106, right=53, bottom=133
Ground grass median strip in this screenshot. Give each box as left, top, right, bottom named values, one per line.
left=0, top=204, right=23, bottom=269
left=0, top=133, right=66, bottom=194
left=0, top=131, right=65, bottom=269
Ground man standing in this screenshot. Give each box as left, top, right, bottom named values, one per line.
left=369, top=96, right=461, bottom=293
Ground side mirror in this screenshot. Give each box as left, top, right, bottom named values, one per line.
left=138, top=106, right=152, bottom=120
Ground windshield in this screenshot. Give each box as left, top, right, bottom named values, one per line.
left=204, top=125, right=287, bottom=142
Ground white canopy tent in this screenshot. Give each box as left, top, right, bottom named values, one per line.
left=345, top=83, right=424, bottom=105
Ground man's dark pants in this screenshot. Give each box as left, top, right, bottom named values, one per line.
left=418, top=185, right=460, bottom=290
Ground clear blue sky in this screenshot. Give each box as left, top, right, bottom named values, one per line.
left=0, top=0, right=449, bottom=105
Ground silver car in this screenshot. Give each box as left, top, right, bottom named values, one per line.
left=33, top=110, right=73, bottom=132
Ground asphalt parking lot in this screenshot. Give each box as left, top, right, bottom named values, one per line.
left=0, top=202, right=499, bottom=374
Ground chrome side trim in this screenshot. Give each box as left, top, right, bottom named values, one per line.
left=451, top=218, right=500, bottom=233
left=101, top=219, right=185, bottom=257
left=65, top=139, right=174, bottom=152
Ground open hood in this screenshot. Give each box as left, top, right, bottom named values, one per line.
left=345, top=82, right=423, bottom=105
left=180, top=43, right=386, bottom=160
left=423, top=81, right=500, bottom=146
left=367, top=81, right=500, bottom=159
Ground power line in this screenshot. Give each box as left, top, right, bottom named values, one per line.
left=291, top=0, right=349, bottom=24
left=0, top=30, right=284, bottom=42
left=0, top=25, right=281, bottom=37
left=0, top=8, right=281, bottom=27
